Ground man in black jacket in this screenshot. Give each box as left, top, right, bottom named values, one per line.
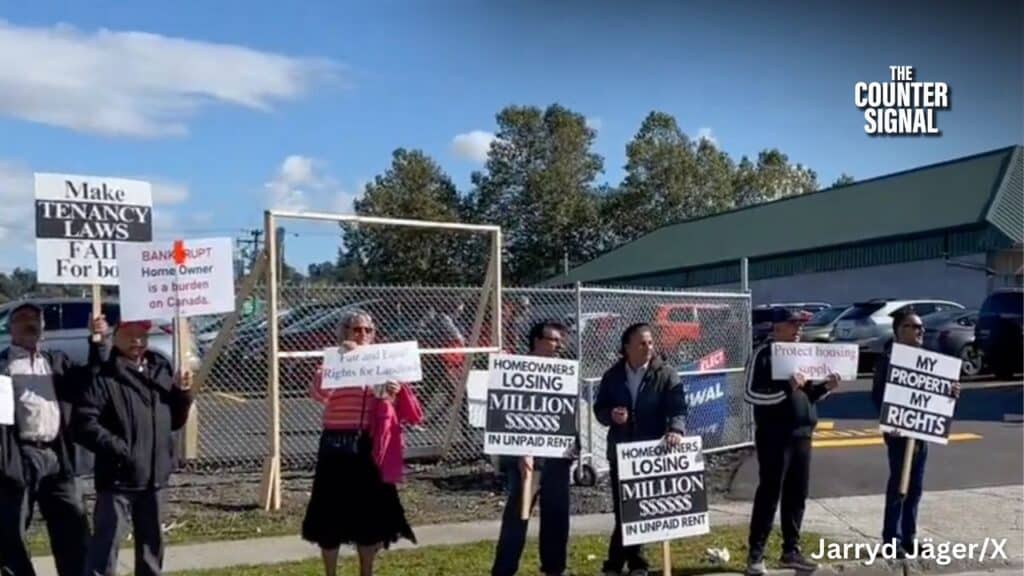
left=0, top=302, right=107, bottom=576
left=75, top=320, right=194, bottom=576
left=594, top=322, right=687, bottom=576
left=871, top=310, right=959, bottom=556
left=743, top=308, right=840, bottom=576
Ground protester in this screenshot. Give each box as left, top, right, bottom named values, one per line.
left=743, top=308, right=841, bottom=576
left=491, top=320, right=574, bottom=576
left=593, top=322, right=687, bottom=576
left=871, top=309, right=960, bottom=556
left=75, top=320, right=194, bottom=576
left=0, top=302, right=106, bottom=576
left=302, top=310, right=423, bottom=576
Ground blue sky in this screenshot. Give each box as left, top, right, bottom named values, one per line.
left=0, top=0, right=1020, bottom=273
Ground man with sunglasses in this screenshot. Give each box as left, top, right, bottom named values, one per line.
left=871, top=309, right=960, bottom=557
left=491, top=320, right=575, bottom=576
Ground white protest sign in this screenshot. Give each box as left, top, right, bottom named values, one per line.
left=771, top=342, right=859, bottom=381
left=483, top=354, right=579, bottom=458
left=616, top=437, right=710, bottom=546
left=466, top=370, right=488, bottom=429
left=0, top=376, right=13, bottom=425
left=321, top=341, right=423, bottom=389
left=35, top=173, right=153, bottom=286
left=117, top=237, right=235, bottom=321
left=879, top=343, right=961, bottom=444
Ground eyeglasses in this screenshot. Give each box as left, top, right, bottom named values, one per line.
left=350, top=326, right=375, bottom=334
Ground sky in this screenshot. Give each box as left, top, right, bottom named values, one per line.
left=0, top=0, right=1021, bottom=273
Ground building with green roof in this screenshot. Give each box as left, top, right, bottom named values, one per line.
left=545, top=146, right=1023, bottom=309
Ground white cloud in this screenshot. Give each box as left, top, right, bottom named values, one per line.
left=265, top=155, right=358, bottom=214
left=696, top=127, right=718, bottom=145
left=0, top=20, right=338, bottom=138
left=451, top=130, right=496, bottom=164
left=586, top=116, right=603, bottom=131
left=151, top=180, right=189, bottom=205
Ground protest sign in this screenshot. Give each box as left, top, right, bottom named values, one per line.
left=879, top=343, right=960, bottom=444
left=35, top=173, right=153, bottom=286
left=483, top=354, right=579, bottom=459
left=682, top=348, right=728, bottom=443
left=117, top=238, right=235, bottom=321
left=466, top=370, right=488, bottom=429
left=616, top=437, right=710, bottom=547
left=771, top=342, right=859, bottom=381
left=0, top=376, right=13, bottom=426
left=321, top=341, right=424, bottom=389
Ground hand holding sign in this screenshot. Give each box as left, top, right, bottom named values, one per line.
left=825, top=372, right=841, bottom=391
left=790, top=373, right=806, bottom=391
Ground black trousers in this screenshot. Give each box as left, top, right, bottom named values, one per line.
left=747, top=432, right=812, bottom=562
left=0, top=445, right=89, bottom=576
left=491, top=458, right=571, bottom=576
left=604, top=458, right=649, bottom=573
left=85, top=489, right=167, bottom=576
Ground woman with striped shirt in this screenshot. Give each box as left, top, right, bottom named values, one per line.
left=301, top=310, right=422, bottom=576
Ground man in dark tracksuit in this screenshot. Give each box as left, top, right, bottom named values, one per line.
left=492, top=320, right=575, bottom=576
left=594, top=323, right=687, bottom=576
left=744, top=308, right=840, bottom=576
left=74, top=320, right=194, bottom=576
left=871, top=310, right=959, bottom=556
left=0, top=302, right=107, bottom=576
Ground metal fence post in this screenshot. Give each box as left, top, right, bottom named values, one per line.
left=741, top=257, right=750, bottom=293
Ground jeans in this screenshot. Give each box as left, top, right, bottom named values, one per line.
left=0, top=445, right=89, bottom=576
left=747, top=432, right=812, bottom=562
left=491, top=458, right=571, bottom=576
left=86, top=489, right=167, bottom=576
left=883, top=434, right=927, bottom=551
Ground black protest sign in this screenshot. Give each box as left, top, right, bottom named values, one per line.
left=483, top=354, right=579, bottom=458
left=879, top=343, right=961, bottom=444
left=34, top=173, right=153, bottom=286
left=616, top=437, right=710, bottom=546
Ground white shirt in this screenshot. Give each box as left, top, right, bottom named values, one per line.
left=625, top=361, right=649, bottom=409
left=5, top=346, right=60, bottom=443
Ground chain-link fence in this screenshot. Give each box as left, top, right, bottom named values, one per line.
left=186, top=282, right=753, bottom=476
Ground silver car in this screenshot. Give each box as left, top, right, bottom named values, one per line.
left=830, top=299, right=965, bottom=371
left=0, top=297, right=198, bottom=369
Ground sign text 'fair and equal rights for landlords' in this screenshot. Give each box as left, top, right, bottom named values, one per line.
left=116, top=237, right=235, bottom=321
left=484, top=354, right=579, bottom=459
left=617, top=437, right=710, bottom=547
left=879, top=343, right=961, bottom=444
left=320, top=342, right=424, bottom=389
left=35, top=173, right=153, bottom=285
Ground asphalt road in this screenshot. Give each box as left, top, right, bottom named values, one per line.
left=728, top=377, right=1024, bottom=500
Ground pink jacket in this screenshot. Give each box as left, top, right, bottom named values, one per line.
left=371, top=385, right=424, bottom=484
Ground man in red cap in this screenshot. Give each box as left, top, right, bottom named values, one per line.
left=0, top=302, right=108, bottom=576
left=743, top=308, right=841, bottom=576
left=75, top=319, right=193, bottom=576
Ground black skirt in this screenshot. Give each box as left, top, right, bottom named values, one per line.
left=301, top=429, right=417, bottom=549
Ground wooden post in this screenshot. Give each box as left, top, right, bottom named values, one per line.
left=440, top=236, right=498, bottom=457
left=662, top=541, right=672, bottom=576
left=176, top=317, right=200, bottom=460
left=259, top=211, right=282, bottom=511
left=899, top=438, right=916, bottom=496
left=91, top=285, right=103, bottom=342
left=520, top=467, right=533, bottom=520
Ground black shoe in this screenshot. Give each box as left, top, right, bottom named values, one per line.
left=779, top=550, right=819, bottom=571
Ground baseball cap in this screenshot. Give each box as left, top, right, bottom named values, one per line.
left=771, top=307, right=811, bottom=325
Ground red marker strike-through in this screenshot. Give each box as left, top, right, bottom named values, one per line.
left=173, top=240, right=187, bottom=265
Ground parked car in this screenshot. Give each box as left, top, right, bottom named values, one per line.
left=651, top=303, right=735, bottom=363
left=831, top=299, right=965, bottom=372
left=975, top=288, right=1023, bottom=380
left=799, top=305, right=851, bottom=342
left=921, top=309, right=983, bottom=377
left=0, top=297, right=196, bottom=369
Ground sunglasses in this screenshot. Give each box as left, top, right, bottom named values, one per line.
left=350, top=326, right=375, bottom=334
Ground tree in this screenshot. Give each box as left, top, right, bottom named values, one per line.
left=343, top=149, right=471, bottom=285
left=732, top=149, right=819, bottom=207
left=469, top=104, right=604, bottom=284
left=831, top=173, right=856, bottom=188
